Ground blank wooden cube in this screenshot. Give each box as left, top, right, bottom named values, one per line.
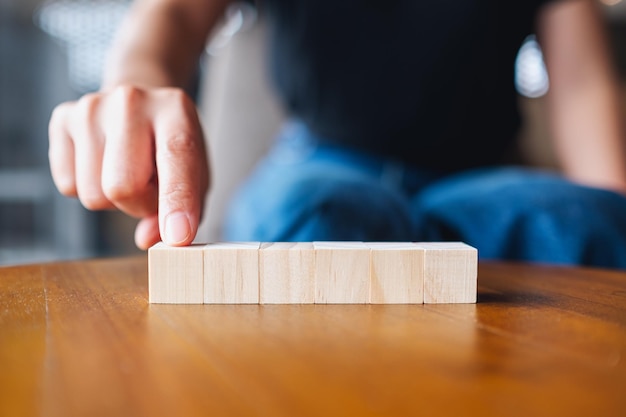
left=204, top=242, right=261, bottom=304
left=415, top=242, right=477, bottom=304
left=314, top=242, right=370, bottom=304
left=367, top=242, right=424, bottom=304
left=260, top=242, right=315, bottom=304
left=148, top=242, right=204, bottom=304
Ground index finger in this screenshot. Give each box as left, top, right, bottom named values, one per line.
left=152, top=89, right=210, bottom=246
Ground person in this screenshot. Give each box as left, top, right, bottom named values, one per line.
left=48, top=0, right=626, bottom=268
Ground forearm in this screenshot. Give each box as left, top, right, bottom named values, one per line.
left=538, top=0, right=626, bottom=193
left=547, top=72, right=626, bottom=192
left=102, top=0, right=232, bottom=90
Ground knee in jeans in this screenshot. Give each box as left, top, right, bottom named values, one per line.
left=291, top=178, right=414, bottom=240
left=227, top=173, right=414, bottom=241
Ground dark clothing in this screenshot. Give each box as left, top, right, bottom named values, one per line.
left=262, top=0, right=553, bottom=172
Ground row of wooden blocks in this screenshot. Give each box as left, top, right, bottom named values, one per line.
left=148, top=241, right=477, bottom=304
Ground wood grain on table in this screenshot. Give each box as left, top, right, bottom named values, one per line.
left=1, top=256, right=625, bottom=417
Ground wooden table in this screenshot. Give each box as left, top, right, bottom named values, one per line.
left=1, top=256, right=625, bottom=417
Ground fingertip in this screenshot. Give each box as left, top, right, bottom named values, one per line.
left=162, top=211, right=195, bottom=246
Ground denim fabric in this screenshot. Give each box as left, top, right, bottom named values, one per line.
left=225, top=121, right=626, bottom=269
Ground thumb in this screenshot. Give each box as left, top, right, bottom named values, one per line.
left=135, top=215, right=161, bottom=250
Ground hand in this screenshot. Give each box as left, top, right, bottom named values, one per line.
left=48, top=85, right=210, bottom=250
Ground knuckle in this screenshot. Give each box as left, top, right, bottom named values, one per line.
left=111, top=84, right=145, bottom=107
left=160, top=182, right=196, bottom=205
left=158, top=88, right=198, bottom=114
left=49, top=102, right=73, bottom=136
left=49, top=102, right=70, bottom=124
left=159, top=87, right=190, bottom=105
left=164, top=132, right=200, bottom=155
left=76, top=93, right=102, bottom=120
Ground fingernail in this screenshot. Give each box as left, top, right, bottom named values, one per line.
left=164, top=211, right=191, bottom=245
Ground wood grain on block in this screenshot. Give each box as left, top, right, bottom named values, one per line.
left=415, top=242, right=477, bottom=304
left=148, top=242, right=204, bottom=304
left=366, top=242, right=424, bottom=304
left=204, top=242, right=261, bottom=304
left=260, top=242, right=315, bottom=304
left=313, top=242, right=370, bottom=304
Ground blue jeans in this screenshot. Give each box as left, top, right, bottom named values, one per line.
left=225, top=121, right=626, bottom=269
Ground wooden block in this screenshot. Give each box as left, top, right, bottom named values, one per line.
left=415, top=242, right=477, bottom=304
left=204, top=242, right=261, bottom=304
left=148, top=242, right=204, bottom=304
left=313, top=242, right=370, bottom=304
left=366, top=242, right=424, bottom=304
left=259, top=242, right=315, bottom=304
left=148, top=240, right=476, bottom=305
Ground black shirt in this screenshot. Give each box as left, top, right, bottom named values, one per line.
left=262, top=0, right=554, bottom=172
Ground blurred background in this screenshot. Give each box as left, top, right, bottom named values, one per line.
left=1, top=0, right=626, bottom=265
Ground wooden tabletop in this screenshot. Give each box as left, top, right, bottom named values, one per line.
left=1, top=256, right=625, bottom=417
